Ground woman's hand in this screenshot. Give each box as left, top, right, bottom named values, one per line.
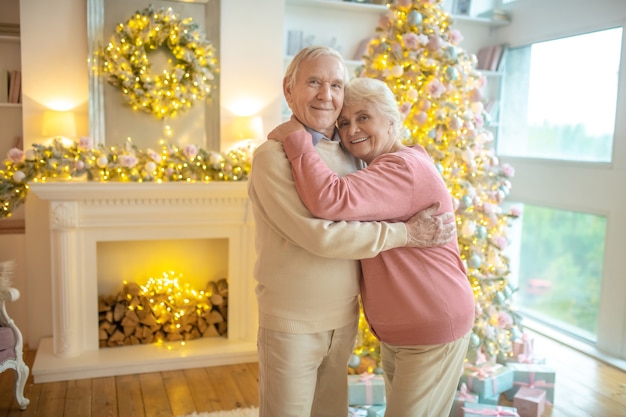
left=267, top=116, right=306, bottom=143
left=405, top=202, right=457, bottom=247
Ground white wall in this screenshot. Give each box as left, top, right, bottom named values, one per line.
left=494, top=0, right=626, bottom=361
left=220, top=0, right=284, bottom=150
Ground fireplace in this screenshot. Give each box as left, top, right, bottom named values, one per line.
left=29, top=182, right=258, bottom=382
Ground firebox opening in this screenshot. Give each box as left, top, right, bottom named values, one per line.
left=96, top=238, right=229, bottom=348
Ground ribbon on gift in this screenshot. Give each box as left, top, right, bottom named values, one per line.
left=464, top=362, right=502, bottom=395
left=462, top=406, right=520, bottom=416
left=348, top=407, right=368, bottom=417
left=513, top=371, right=555, bottom=406
left=358, top=373, right=383, bottom=405
left=457, top=383, right=476, bottom=401
left=513, top=371, right=554, bottom=390
left=517, top=334, right=538, bottom=363
left=465, top=362, right=501, bottom=379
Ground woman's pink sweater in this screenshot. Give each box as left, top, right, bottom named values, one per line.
left=283, top=131, right=475, bottom=345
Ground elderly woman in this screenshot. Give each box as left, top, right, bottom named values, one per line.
left=269, top=76, right=475, bottom=417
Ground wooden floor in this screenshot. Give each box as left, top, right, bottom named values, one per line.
left=0, top=331, right=625, bottom=417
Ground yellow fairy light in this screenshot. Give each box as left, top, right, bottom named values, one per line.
left=102, top=5, right=218, bottom=120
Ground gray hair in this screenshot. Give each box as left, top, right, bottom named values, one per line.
left=343, top=77, right=402, bottom=140
left=284, top=46, right=350, bottom=91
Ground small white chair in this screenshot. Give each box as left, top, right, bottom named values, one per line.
left=0, top=261, right=29, bottom=410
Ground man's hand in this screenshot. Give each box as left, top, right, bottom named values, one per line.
left=406, top=202, right=456, bottom=247
left=267, top=116, right=305, bottom=143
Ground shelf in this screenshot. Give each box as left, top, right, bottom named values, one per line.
left=452, top=14, right=510, bottom=28
left=0, top=34, right=19, bottom=43
left=286, top=0, right=510, bottom=27
left=0, top=102, right=21, bottom=108
left=0, top=219, right=25, bottom=235
left=479, top=70, right=503, bottom=77
left=285, top=54, right=363, bottom=68
left=286, top=0, right=387, bottom=12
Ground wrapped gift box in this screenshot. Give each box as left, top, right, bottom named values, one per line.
left=504, top=363, right=555, bottom=403
left=462, top=402, right=519, bottom=416
left=349, top=405, right=386, bottom=416
left=481, top=394, right=501, bottom=405
left=459, top=363, right=514, bottom=401
left=348, top=374, right=386, bottom=406
left=513, top=386, right=546, bottom=417
left=450, top=383, right=479, bottom=417
left=501, top=333, right=546, bottom=365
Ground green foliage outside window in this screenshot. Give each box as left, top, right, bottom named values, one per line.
left=516, top=205, right=606, bottom=339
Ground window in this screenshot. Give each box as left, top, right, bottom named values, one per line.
left=497, top=28, right=622, bottom=162
left=507, top=204, right=607, bottom=341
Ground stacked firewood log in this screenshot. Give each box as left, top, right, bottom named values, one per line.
left=98, top=278, right=228, bottom=348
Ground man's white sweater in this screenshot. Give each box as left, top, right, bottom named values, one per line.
left=248, top=138, right=407, bottom=334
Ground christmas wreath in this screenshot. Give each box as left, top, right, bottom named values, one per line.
left=103, top=5, right=218, bottom=120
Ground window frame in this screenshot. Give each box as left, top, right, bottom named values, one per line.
left=495, top=21, right=626, bottom=368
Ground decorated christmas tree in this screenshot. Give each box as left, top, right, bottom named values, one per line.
left=350, top=0, right=521, bottom=371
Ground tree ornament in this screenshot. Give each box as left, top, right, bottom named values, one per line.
left=348, top=354, right=361, bottom=369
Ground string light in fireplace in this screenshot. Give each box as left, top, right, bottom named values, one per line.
left=140, top=271, right=212, bottom=322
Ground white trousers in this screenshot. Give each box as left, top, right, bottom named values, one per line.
left=257, top=319, right=358, bottom=417
left=381, top=332, right=471, bottom=417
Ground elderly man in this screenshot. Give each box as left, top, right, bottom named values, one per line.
left=248, top=46, right=455, bottom=417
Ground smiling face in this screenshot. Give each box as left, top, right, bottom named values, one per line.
left=337, top=100, right=398, bottom=164
left=283, top=54, right=346, bottom=138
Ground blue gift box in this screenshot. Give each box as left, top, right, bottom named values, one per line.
left=462, top=402, right=519, bottom=416
left=450, top=383, right=479, bottom=417
left=348, top=374, right=386, bottom=406
left=349, top=405, right=386, bottom=416
left=481, top=394, right=500, bottom=405
left=459, top=363, right=514, bottom=401
left=503, top=363, right=556, bottom=403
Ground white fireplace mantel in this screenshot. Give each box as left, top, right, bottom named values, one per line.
left=29, top=181, right=258, bottom=382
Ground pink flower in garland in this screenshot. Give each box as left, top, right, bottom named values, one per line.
left=448, top=29, right=464, bottom=46
left=402, top=33, right=420, bottom=49
left=498, top=311, right=513, bottom=328
left=424, top=78, right=446, bottom=98
left=510, top=206, right=522, bottom=217
left=378, top=14, right=393, bottom=30
left=119, top=154, right=139, bottom=168
left=78, top=136, right=93, bottom=151
left=428, top=35, right=444, bottom=51
left=6, top=148, right=24, bottom=163
left=399, top=102, right=412, bottom=119
left=183, top=144, right=199, bottom=160
left=147, top=148, right=162, bottom=163
left=501, top=163, right=515, bottom=177
left=492, top=236, right=508, bottom=250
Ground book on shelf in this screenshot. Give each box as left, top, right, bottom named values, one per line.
left=475, top=44, right=506, bottom=71
left=484, top=99, right=499, bottom=120
left=7, top=70, right=21, bottom=103
left=13, top=135, right=23, bottom=150
left=0, top=69, right=7, bottom=102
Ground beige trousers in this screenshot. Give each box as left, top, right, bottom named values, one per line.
left=257, top=319, right=358, bottom=417
left=381, top=332, right=471, bottom=417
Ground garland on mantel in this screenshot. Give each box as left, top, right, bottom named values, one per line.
left=0, top=138, right=251, bottom=218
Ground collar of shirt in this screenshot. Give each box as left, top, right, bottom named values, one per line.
left=305, top=126, right=340, bottom=146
